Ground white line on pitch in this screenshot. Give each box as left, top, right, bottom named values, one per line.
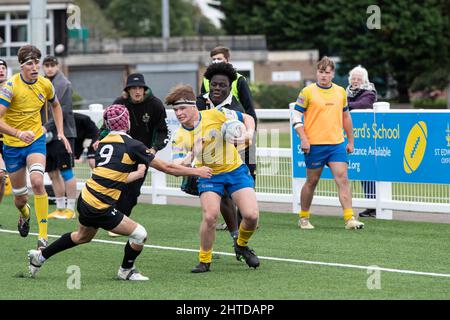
left=2, top=228, right=450, bottom=279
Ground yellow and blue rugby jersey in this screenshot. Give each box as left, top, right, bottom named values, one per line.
left=0, top=73, right=56, bottom=147
left=294, top=83, right=348, bottom=145
left=81, top=132, right=154, bottom=212
left=172, top=108, right=244, bottom=175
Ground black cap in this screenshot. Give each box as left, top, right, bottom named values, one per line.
left=124, top=73, right=149, bottom=91
left=43, top=55, right=58, bottom=65
left=0, top=59, right=7, bottom=68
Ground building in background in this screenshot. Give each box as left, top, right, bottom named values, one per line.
left=0, top=1, right=318, bottom=108
left=65, top=35, right=318, bottom=107
left=0, top=0, right=70, bottom=60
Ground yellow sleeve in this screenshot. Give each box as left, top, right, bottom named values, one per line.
left=294, top=87, right=309, bottom=112
left=171, top=128, right=191, bottom=160
left=0, top=81, right=14, bottom=107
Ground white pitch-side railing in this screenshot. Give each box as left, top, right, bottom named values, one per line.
left=71, top=105, right=450, bottom=219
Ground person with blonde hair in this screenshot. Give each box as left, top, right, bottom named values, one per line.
left=292, top=56, right=364, bottom=230
left=346, top=65, right=377, bottom=218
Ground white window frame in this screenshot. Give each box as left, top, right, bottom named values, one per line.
left=0, top=10, right=54, bottom=58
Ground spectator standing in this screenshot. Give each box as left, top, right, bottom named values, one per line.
left=346, top=65, right=377, bottom=218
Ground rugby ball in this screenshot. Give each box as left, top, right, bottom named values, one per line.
left=221, top=119, right=246, bottom=143
left=403, top=121, right=427, bottom=174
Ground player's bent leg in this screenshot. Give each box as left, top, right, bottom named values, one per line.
left=27, top=154, right=50, bottom=246
left=70, top=224, right=98, bottom=244
left=191, top=192, right=221, bottom=273
left=110, top=216, right=149, bottom=281
left=219, top=196, right=238, bottom=237
left=199, top=192, right=221, bottom=251
left=328, top=162, right=364, bottom=230
left=230, top=188, right=260, bottom=269
left=9, top=168, right=31, bottom=237
left=329, top=161, right=352, bottom=208
left=28, top=224, right=97, bottom=278
left=299, top=167, right=323, bottom=229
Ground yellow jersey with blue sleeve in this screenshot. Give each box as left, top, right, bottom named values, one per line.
left=294, top=83, right=348, bottom=145
left=0, top=73, right=56, bottom=147
left=172, top=108, right=244, bottom=175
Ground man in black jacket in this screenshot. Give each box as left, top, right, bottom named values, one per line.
left=197, top=62, right=258, bottom=245
left=99, top=73, right=169, bottom=236
left=73, top=112, right=99, bottom=169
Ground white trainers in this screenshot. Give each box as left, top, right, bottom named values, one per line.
left=28, top=249, right=43, bottom=278
left=48, top=208, right=76, bottom=220
left=345, top=218, right=365, bottom=230
left=298, top=218, right=315, bottom=230
left=117, top=267, right=149, bottom=281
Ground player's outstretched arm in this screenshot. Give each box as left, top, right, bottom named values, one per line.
left=150, top=157, right=212, bottom=178
left=172, top=151, right=194, bottom=167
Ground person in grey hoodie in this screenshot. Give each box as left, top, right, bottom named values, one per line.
left=42, top=55, right=77, bottom=219
left=346, top=65, right=377, bottom=218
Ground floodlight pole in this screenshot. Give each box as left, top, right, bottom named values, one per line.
left=30, top=0, right=47, bottom=56
left=162, top=0, right=170, bottom=52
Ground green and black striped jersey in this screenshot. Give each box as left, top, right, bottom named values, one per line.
left=81, top=131, right=154, bottom=213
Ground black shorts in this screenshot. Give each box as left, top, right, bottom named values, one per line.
left=45, top=138, right=75, bottom=172
left=77, top=197, right=124, bottom=230
left=74, top=143, right=96, bottom=160
left=0, top=138, right=3, bottom=156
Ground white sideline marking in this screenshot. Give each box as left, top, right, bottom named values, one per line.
left=2, top=229, right=450, bottom=279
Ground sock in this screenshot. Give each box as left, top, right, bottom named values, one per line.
left=19, top=204, right=30, bottom=219
left=230, top=230, right=239, bottom=240
left=343, top=208, right=354, bottom=222
left=121, top=241, right=142, bottom=269
left=55, top=197, right=65, bottom=210
left=199, top=248, right=212, bottom=264
left=299, top=210, right=310, bottom=219
left=41, top=232, right=77, bottom=260
left=237, top=225, right=255, bottom=247
left=66, top=198, right=76, bottom=211
left=34, top=193, right=48, bottom=240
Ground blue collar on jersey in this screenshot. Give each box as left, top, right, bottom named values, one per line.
left=316, top=83, right=333, bottom=90
left=20, top=73, right=37, bottom=85
left=182, top=112, right=202, bottom=131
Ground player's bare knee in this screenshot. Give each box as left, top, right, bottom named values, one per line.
left=306, top=177, right=320, bottom=188
left=203, top=213, right=218, bottom=228
left=129, top=224, right=147, bottom=245
left=244, top=211, right=258, bottom=226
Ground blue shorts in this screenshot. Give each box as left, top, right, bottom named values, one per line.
left=3, top=134, right=46, bottom=173
left=197, top=164, right=254, bottom=197
left=304, top=142, right=348, bottom=169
